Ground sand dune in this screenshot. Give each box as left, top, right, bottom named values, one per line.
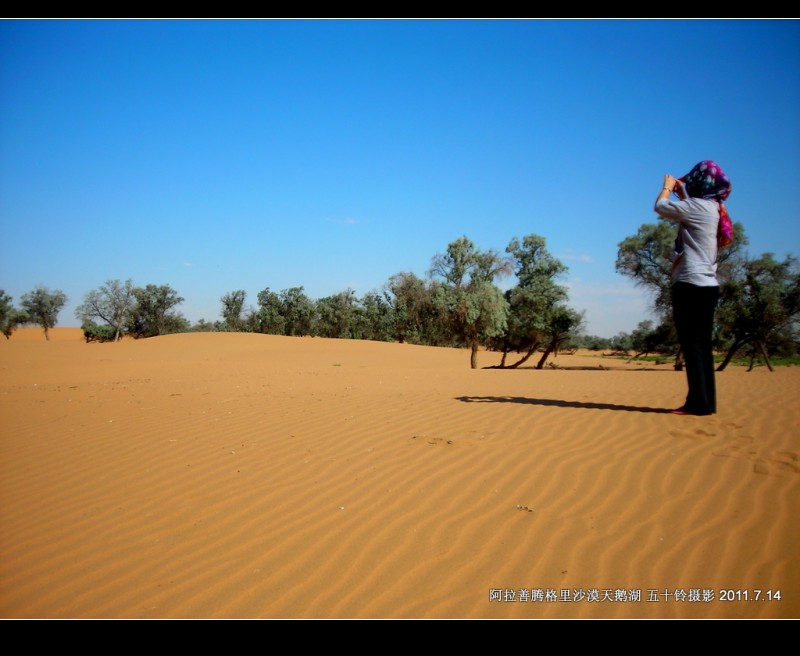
left=1, top=327, right=797, bottom=619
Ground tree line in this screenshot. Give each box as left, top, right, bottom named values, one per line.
left=2, top=225, right=798, bottom=370
left=214, top=233, right=587, bottom=369
left=0, top=234, right=581, bottom=369
left=0, top=281, right=189, bottom=343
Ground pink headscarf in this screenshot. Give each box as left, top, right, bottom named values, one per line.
left=680, top=160, right=734, bottom=247
left=679, top=160, right=732, bottom=202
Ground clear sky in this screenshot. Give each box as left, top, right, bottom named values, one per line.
left=1, top=19, right=798, bottom=337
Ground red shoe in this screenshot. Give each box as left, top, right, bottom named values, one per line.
left=671, top=406, right=713, bottom=416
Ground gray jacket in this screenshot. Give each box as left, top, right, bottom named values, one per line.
left=655, top=197, right=720, bottom=287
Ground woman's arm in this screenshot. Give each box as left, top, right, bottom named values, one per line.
left=655, top=174, right=679, bottom=211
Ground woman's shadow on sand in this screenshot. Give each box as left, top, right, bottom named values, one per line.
left=455, top=396, right=673, bottom=414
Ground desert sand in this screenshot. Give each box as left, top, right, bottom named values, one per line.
left=0, top=326, right=797, bottom=619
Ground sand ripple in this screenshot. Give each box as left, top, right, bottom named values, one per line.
left=1, top=329, right=797, bottom=618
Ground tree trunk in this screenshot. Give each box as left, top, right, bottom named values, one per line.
left=470, top=341, right=479, bottom=369
left=755, top=340, right=775, bottom=372
left=717, top=339, right=746, bottom=372
left=536, top=340, right=557, bottom=369
left=507, top=345, right=539, bottom=369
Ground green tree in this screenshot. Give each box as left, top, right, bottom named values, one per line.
left=579, top=334, right=613, bottom=351
left=0, top=290, right=28, bottom=339
left=354, top=290, right=394, bottom=342
left=0, top=290, right=13, bottom=338
left=254, top=288, right=285, bottom=335
left=81, top=321, right=118, bottom=342
left=492, top=234, right=574, bottom=369
left=220, top=290, right=247, bottom=332
left=715, top=253, right=800, bottom=371
left=126, top=284, right=187, bottom=338
left=615, top=221, right=680, bottom=318
left=75, top=278, right=135, bottom=342
left=534, top=305, right=585, bottom=368
left=429, top=236, right=512, bottom=369
left=385, top=272, right=439, bottom=345
left=316, top=289, right=357, bottom=339
left=20, top=286, right=67, bottom=340
left=191, top=319, right=216, bottom=332
left=627, top=319, right=679, bottom=360
left=280, top=287, right=315, bottom=337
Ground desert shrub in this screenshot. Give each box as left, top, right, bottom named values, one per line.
left=82, top=321, right=117, bottom=343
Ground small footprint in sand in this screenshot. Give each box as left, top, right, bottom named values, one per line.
left=712, top=434, right=756, bottom=458
left=669, top=427, right=718, bottom=440
left=412, top=434, right=490, bottom=447
left=412, top=435, right=453, bottom=446
left=713, top=444, right=759, bottom=458
left=713, top=439, right=799, bottom=476
left=763, top=452, right=800, bottom=474
left=753, top=455, right=800, bottom=475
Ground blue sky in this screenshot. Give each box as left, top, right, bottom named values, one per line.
left=1, top=19, right=798, bottom=337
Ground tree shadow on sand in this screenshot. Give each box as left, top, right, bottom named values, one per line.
left=455, top=396, right=673, bottom=414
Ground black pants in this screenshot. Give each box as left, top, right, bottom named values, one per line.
left=671, top=282, right=720, bottom=415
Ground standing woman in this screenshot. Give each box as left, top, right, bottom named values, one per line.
left=655, top=160, right=732, bottom=416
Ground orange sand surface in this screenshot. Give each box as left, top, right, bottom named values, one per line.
left=1, top=327, right=798, bottom=619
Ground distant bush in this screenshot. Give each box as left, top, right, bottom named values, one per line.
left=82, top=321, right=117, bottom=343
